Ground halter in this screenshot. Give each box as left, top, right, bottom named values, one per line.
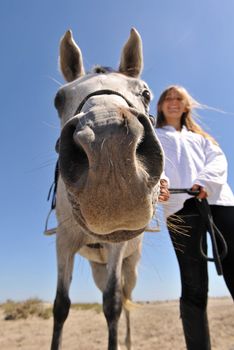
left=44, top=88, right=155, bottom=236
left=74, top=88, right=156, bottom=125
left=75, top=89, right=135, bottom=114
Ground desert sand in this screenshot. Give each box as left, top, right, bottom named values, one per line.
left=0, top=297, right=233, bottom=350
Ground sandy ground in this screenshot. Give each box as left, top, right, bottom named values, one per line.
left=0, top=297, right=233, bottom=350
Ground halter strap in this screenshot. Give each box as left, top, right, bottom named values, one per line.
left=74, top=88, right=156, bottom=126
left=75, top=89, right=136, bottom=115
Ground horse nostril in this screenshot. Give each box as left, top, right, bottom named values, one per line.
left=73, top=140, right=89, bottom=168
left=136, top=114, right=163, bottom=182
left=59, top=121, right=90, bottom=185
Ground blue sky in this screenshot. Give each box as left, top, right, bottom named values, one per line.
left=0, top=0, right=234, bottom=303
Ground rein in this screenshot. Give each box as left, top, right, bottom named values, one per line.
left=170, top=188, right=228, bottom=276
left=44, top=88, right=155, bottom=236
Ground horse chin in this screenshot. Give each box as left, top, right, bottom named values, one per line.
left=67, top=191, right=148, bottom=242
left=87, top=227, right=145, bottom=243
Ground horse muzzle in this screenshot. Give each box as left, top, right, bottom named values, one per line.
left=58, top=106, right=163, bottom=235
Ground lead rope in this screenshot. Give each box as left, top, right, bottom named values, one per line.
left=195, top=198, right=228, bottom=276
left=170, top=188, right=228, bottom=276
left=44, top=160, right=59, bottom=236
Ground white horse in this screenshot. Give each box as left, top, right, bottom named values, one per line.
left=50, top=28, right=164, bottom=350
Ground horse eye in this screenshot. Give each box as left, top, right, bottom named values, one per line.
left=54, top=90, right=65, bottom=111
left=142, top=89, right=151, bottom=104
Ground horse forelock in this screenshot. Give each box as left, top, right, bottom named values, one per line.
left=91, top=65, right=117, bottom=74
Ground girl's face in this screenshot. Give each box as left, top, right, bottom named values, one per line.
left=160, top=89, right=187, bottom=124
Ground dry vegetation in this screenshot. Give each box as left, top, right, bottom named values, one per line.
left=1, top=298, right=52, bottom=320
left=0, top=299, right=102, bottom=321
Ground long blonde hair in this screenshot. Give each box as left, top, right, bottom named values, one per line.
left=156, top=85, right=218, bottom=145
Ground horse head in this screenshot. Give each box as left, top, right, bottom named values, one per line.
left=55, top=28, right=164, bottom=242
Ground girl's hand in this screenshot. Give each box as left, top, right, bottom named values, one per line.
left=159, top=179, right=170, bottom=202
left=191, top=184, right=208, bottom=199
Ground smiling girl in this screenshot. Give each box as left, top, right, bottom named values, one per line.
left=155, top=85, right=234, bottom=350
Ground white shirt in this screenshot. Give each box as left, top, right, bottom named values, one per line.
left=156, top=125, right=234, bottom=217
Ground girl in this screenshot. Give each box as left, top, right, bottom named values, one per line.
left=156, top=85, right=234, bottom=350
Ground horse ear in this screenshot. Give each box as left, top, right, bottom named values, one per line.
left=119, top=28, right=143, bottom=78
left=59, top=30, right=85, bottom=82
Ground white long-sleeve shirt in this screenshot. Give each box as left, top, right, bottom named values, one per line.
left=156, top=125, right=234, bottom=217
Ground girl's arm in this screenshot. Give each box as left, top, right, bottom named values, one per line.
left=193, top=139, right=228, bottom=196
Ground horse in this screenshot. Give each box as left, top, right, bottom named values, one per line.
left=50, top=28, right=164, bottom=350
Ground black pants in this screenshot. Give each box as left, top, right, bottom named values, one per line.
left=167, top=198, right=234, bottom=349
